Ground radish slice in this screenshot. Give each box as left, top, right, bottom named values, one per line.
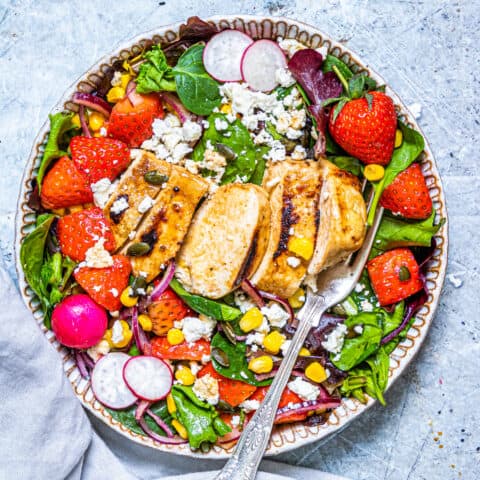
left=91, top=352, right=137, bottom=409
left=123, top=356, right=173, bottom=401
left=203, top=30, right=253, bottom=82
left=241, top=39, right=287, bottom=92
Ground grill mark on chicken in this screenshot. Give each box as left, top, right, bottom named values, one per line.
left=234, top=232, right=259, bottom=287
left=273, top=194, right=300, bottom=259
left=109, top=194, right=129, bottom=224
left=140, top=229, right=158, bottom=253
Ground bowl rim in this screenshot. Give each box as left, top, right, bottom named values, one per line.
left=14, top=14, right=448, bottom=459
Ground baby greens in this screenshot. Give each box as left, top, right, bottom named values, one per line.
left=136, top=46, right=176, bottom=93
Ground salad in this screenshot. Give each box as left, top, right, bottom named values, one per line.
left=20, top=16, right=443, bottom=451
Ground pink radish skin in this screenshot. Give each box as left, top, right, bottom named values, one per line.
left=203, top=30, right=253, bottom=82
left=241, top=39, right=287, bottom=92
left=51, top=294, right=107, bottom=349
left=123, top=356, right=173, bottom=402
left=91, top=352, right=137, bottom=409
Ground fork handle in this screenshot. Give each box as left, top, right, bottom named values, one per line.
left=213, top=305, right=326, bottom=480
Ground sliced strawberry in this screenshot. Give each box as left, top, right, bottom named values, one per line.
left=70, top=136, right=130, bottom=183
left=74, top=255, right=131, bottom=311
left=380, top=163, right=433, bottom=219
left=151, top=337, right=210, bottom=361
left=367, top=247, right=423, bottom=306
left=147, top=288, right=192, bottom=336
left=198, top=363, right=257, bottom=407
left=107, top=93, right=163, bottom=148
left=40, top=156, right=93, bottom=209
left=57, top=206, right=116, bottom=262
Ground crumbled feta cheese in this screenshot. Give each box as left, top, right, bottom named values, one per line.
left=87, top=339, right=110, bottom=362
left=231, top=415, right=241, bottom=428
left=83, top=238, right=113, bottom=268
left=287, top=256, right=301, bottom=268
left=245, top=332, right=266, bottom=346
left=182, top=315, right=217, bottom=343
left=289, top=227, right=295, bottom=235
left=291, top=145, right=307, bottom=160
left=354, top=283, right=364, bottom=293
left=136, top=288, right=146, bottom=296
left=201, top=354, right=211, bottom=364
left=202, top=120, right=210, bottom=129
left=171, top=143, right=192, bottom=163
left=278, top=38, right=307, bottom=58
left=239, top=399, right=260, bottom=413
left=287, top=377, right=320, bottom=401
left=261, top=303, right=290, bottom=328
left=182, top=120, right=202, bottom=142
left=110, top=287, right=119, bottom=298
left=214, top=117, right=229, bottom=131
left=353, top=325, right=364, bottom=334
left=254, top=129, right=274, bottom=146
left=360, top=299, right=374, bottom=312
left=256, top=316, right=271, bottom=334
left=266, top=140, right=286, bottom=162
left=138, top=195, right=154, bottom=213
left=321, top=323, right=348, bottom=354
left=184, top=159, right=200, bottom=175
left=189, top=361, right=201, bottom=375
left=193, top=374, right=219, bottom=405
left=280, top=339, right=292, bottom=356
left=111, top=320, right=125, bottom=344
left=200, top=149, right=227, bottom=183
left=128, top=230, right=136, bottom=240
left=234, top=291, right=257, bottom=313
left=91, top=178, right=113, bottom=208
left=111, top=71, right=123, bottom=87
left=110, top=196, right=129, bottom=215
left=275, top=67, right=296, bottom=88
left=173, top=319, right=184, bottom=329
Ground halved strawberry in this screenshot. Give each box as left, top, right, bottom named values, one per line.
left=74, top=255, right=131, bottom=311
left=70, top=136, right=130, bottom=183
left=380, top=163, right=433, bottom=219
left=57, top=206, right=116, bottom=262
left=151, top=337, right=211, bottom=361
left=367, top=247, right=423, bottom=306
left=107, top=93, right=163, bottom=148
left=40, top=156, right=93, bottom=209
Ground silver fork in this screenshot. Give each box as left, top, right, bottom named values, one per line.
left=214, top=198, right=384, bottom=480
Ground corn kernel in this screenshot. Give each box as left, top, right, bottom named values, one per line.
left=288, top=288, right=306, bottom=309
left=394, top=128, right=403, bottom=148
left=299, top=347, right=311, bottom=357
left=138, top=314, right=153, bottom=332
left=122, top=60, right=136, bottom=76
left=220, top=103, right=232, bottom=114
left=72, top=114, right=81, bottom=128
left=248, top=355, right=273, bottom=374
left=288, top=237, right=314, bottom=260
left=120, top=287, right=138, bottom=307
left=51, top=208, right=66, bottom=216
left=120, top=73, right=131, bottom=89
left=167, top=328, right=184, bottom=345
left=68, top=205, right=83, bottom=214
left=263, top=331, right=285, bottom=355
left=107, top=86, right=126, bottom=103
left=175, top=366, right=195, bottom=386
left=239, top=308, right=264, bottom=333
left=305, top=361, right=328, bottom=383
left=166, top=394, right=176, bottom=414
left=111, top=320, right=133, bottom=348
left=103, top=329, right=113, bottom=347
left=172, top=419, right=188, bottom=439
left=364, top=164, right=385, bottom=182
left=88, top=112, right=105, bottom=132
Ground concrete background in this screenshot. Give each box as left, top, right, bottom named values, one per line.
left=0, top=0, right=478, bottom=478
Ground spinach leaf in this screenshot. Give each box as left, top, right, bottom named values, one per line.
left=172, top=44, right=221, bottom=115
left=322, top=54, right=353, bottom=81
left=367, top=122, right=425, bottom=224
left=382, top=301, right=405, bottom=336
left=331, top=312, right=383, bottom=371
left=325, top=129, right=344, bottom=154
left=249, top=150, right=268, bottom=185
left=171, top=385, right=230, bottom=448
left=210, top=333, right=272, bottom=387
left=192, top=113, right=258, bottom=184
left=136, top=45, right=176, bottom=94
left=328, top=155, right=362, bottom=176
left=37, top=113, right=76, bottom=189
left=370, top=210, right=443, bottom=258
left=107, top=401, right=172, bottom=436
left=169, top=279, right=241, bottom=321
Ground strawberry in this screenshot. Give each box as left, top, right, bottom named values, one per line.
left=367, top=248, right=423, bottom=306
left=151, top=337, right=211, bottom=361
left=147, top=287, right=192, bottom=336
left=70, top=136, right=130, bottom=183
left=57, top=206, right=116, bottom=262
left=74, top=255, right=131, bottom=311
left=380, top=163, right=433, bottom=219
left=329, top=91, right=397, bottom=165
left=106, top=92, right=163, bottom=148
left=40, top=156, right=93, bottom=209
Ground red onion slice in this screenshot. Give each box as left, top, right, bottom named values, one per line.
left=150, top=260, right=175, bottom=301
left=257, top=289, right=295, bottom=326
left=78, top=105, right=91, bottom=138
left=146, top=408, right=174, bottom=438
left=74, top=350, right=90, bottom=379
left=160, top=92, right=193, bottom=123
left=126, top=80, right=143, bottom=107
left=132, top=307, right=151, bottom=355
left=274, top=398, right=341, bottom=422
left=240, top=279, right=265, bottom=308
left=73, top=92, right=112, bottom=118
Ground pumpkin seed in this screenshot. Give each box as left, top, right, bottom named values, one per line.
left=126, top=242, right=151, bottom=256
left=215, top=143, right=237, bottom=161
left=222, top=322, right=237, bottom=345
left=211, top=347, right=230, bottom=367
left=217, top=400, right=235, bottom=412
left=131, top=276, right=147, bottom=295
left=398, top=266, right=411, bottom=281
left=144, top=170, right=169, bottom=185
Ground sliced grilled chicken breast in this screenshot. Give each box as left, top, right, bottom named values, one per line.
left=104, top=150, right=172, bottom=250
left=251, top=159, right=322, bottom=299
left=175, top=184, right=271, bottom=299
left=123, top=165, right=209, bottom=281
left=307, top=158, right=367, bottom=274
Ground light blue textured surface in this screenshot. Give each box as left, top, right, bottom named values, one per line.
left=0, top=1, right=479, bottom=479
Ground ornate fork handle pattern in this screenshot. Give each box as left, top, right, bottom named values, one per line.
left=214, top=299, right=327, bottom=480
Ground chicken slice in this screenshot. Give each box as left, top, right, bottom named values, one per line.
left=175, top=184, right=271, bottom=299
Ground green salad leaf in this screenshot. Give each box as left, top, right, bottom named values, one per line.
left=367, top=121, right=425, bottom=225
left=210, top=333, right=272, bottom=387
left=37, top=112, right=77, bottom=189
left=328, top=155, right=362, bottom=176
left=322, top=55, right=353, bottom=81
left=171, top=385, right=230, bottom=449
left=169, top=279, right=241, bottom=321
left=136, top=45, right=176, bottom=93
left=192, top=112, right=259, bottom=184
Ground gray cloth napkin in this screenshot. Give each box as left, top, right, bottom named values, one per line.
left=0, top=264, right=347, bottom=480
